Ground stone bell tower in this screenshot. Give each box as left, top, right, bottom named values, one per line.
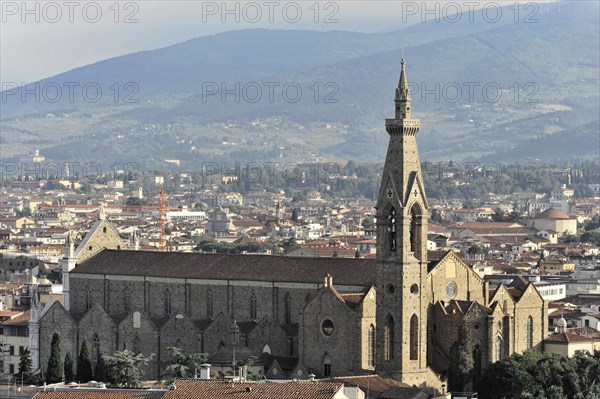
left=375, top=59, right=429, bottom=386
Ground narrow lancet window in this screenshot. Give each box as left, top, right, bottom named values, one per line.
left=389, top=208, right=397, bottom=252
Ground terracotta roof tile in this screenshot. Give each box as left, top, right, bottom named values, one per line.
left=325, top=375, right=424, bottom=399
left=161, top=379, right=344, bottom=399
left=33, top=390, right=165, bottom=399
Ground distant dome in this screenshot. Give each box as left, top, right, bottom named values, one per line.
left=557, top=316, right=567, bottom=327
left=534, top=208, right=571, bottom=220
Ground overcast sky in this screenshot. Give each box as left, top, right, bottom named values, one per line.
left=1, top=0, right=557, bottom=84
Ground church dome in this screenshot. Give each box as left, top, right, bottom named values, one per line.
left=534, top=208, right=571, bottom=220
left=557, top=316, right=567, bottom=328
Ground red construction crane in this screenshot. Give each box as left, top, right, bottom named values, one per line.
left=120, top=189, right=178, bottom=251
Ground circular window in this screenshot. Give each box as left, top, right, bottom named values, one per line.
left=474, top=323, right=480, bottom=330
left=322, top=319, right=335, bottom=336
left=387, top=284, right=395, bottom=294
left=410, top=284, right=419, bottom=294
left=446, top=281, right=458, bottom=299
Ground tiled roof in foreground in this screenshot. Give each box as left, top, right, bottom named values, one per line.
left=33, top=390, right=165, bottom=399
left=161, top=379, right=344, bottom=399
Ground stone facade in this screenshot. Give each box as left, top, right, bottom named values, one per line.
left=34, top=60, right=547, bottom=392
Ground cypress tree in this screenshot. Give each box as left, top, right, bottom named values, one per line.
left=448, top=321, right=474, bottom=391
left=16, top=347, right=34, bottom=384
left=64, top=352, right=74, bottom=382
left=94, top=353, right=107, bottom=382
left=77, top=339, right=93, bottom=382
left=46, top=332, right=64, bottom=383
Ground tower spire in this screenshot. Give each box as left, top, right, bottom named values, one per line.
left=375, top=58, right=428, bottom=383
left=395, top=58, right=411, bottom=119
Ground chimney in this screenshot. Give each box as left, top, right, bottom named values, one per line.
left=199, top=364, right=211, bottom=380
left=328, top=275, right=333, bottom=287
left=323, top=275, right=329, bottom=287
left=309, top=373, right=316, bottom=382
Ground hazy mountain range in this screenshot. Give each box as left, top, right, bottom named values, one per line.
left=1, top=0, right=598, bottom=169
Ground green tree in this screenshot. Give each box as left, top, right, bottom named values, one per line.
left=77, top=339, right=93, bottom=382
left=448, top=321, right=473, bottom=391
left=95, top=352, right=107, bottom=382
left=163, top=347, right=207, bottom=380
left=46, top=332, right=64, bottom=383
left=430, top=208, right=444, bottom=224
left=468, top=244, right=488, bottom=256
left=477, top=350, right=599, bottom=399
left=563, top=234, right=580, bottom=243
left=64, top=352, right=74, bottom=382
left=103, top=349, right=154, bottom=388
left=16, top=348, right=34, bottom=384
left=581, top=231, right=600, bottom=246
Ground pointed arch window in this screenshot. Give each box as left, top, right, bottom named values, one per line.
left=164, top=290, right=172, bottom=316
left=93, top=333, right=100, bottom=363
left=388, top=208, right=397, bottom=252
left=368, top=324, right=375, bottom=368
left=133, top=335, right=141, bottom=354
left=323, top=353, right=332, bottom=377
left=262, top=344, right=271, bottom=354
left=410, top=204, right=422, bottom=260
left=495, top=336, right=504, bottom=361
left=123, top=287, right=132, bottom=313
left=527, top=316, right=534, bottom=349
left=410, top=314, right=419, bottom=360
left=473, top=344, right=482, bottom=380
left=384, top=315, right=395, bottom=360
left=250, top=291, right=258, bottom=320
left=206, top=289, right=214, bottom=318
left=284, top=293, right=291, bottom=324
left=85, top=286, right=92, bottom=312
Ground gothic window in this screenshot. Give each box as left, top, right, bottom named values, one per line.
left=388, top=208, right=397, bottom=252
left=133, top=312, right=141, bottom=329
left=527, top=316, right=534, bottom=349
left=473, top=344, right=482, bottom=380
left=410, top=203, right=422, bottom=259
left=206, top=289, right=214, bottom=318
left=284, top=293, right=291, bottom=324
left=93, top=333, right=100, bottom=362
left=410, top=314, right=419, bottom=360
left=495, top=336, right=504, bottom=361
left=323, top=354, right=332, bottom=377
left=250, top=291, right=258, bottom=320
left=164, top=290, right=172, bottom=316
left=262, top=344, right=271, bottom=354
left=368, top=324, right=375, bottom=368
left=85, top=286, right=92, bottom=311
left=102, top=227, right=107, bottom=233
left=123, top=287, right=131, bottom=313
left=133, top=335, right=141, bottom=354
left=384, top=315, right=394, bottom=360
